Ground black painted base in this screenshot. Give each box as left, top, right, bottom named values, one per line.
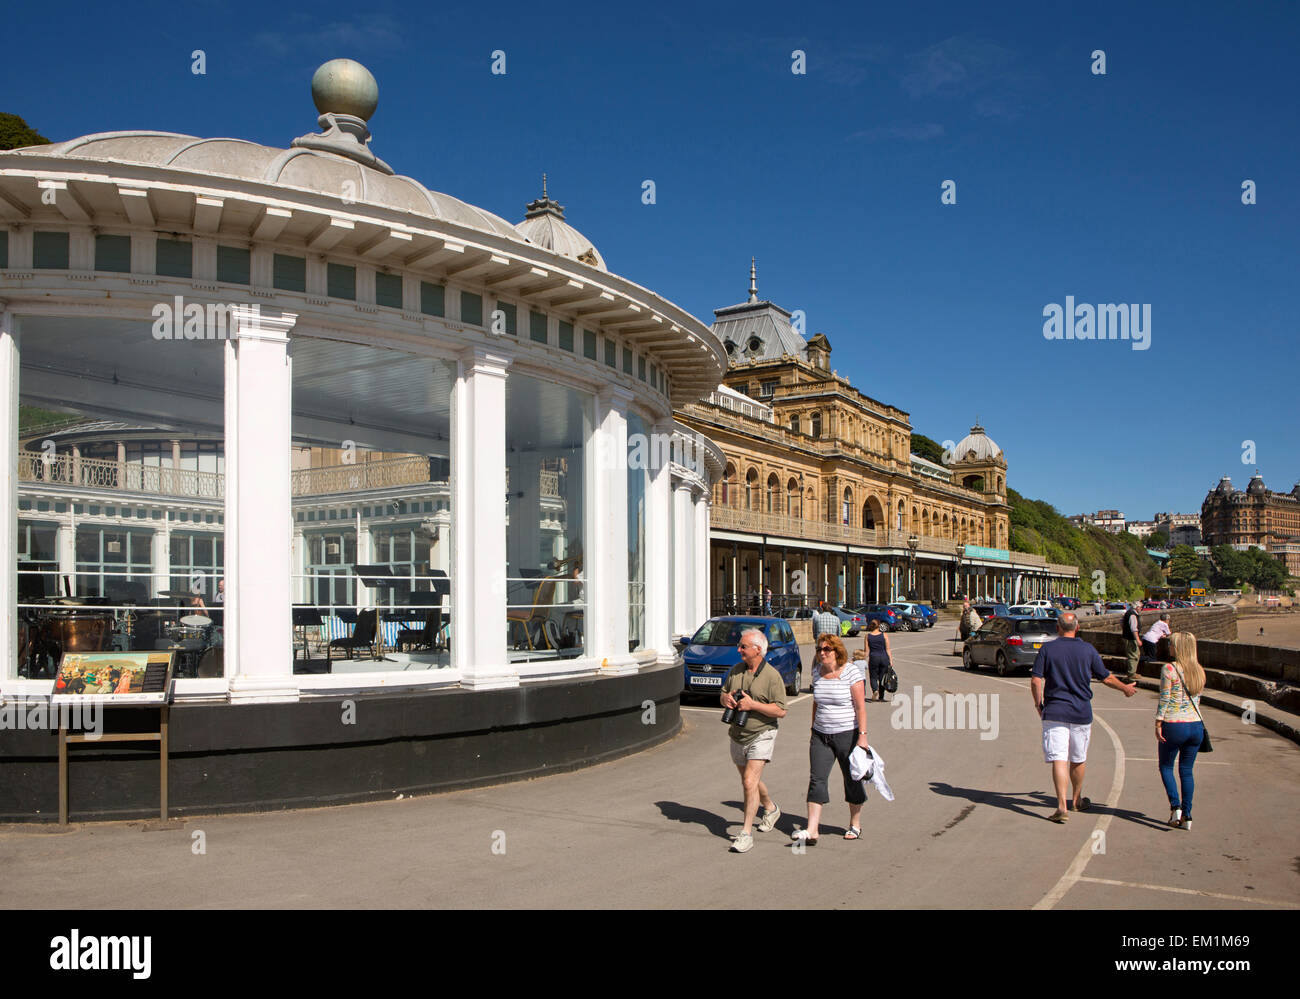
left=0, top=663, right=683, bottom=822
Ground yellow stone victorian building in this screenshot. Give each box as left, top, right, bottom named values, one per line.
left=676, top=265, right=1080, bottom=613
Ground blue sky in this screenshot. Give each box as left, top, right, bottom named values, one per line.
left=5, top=0, right=1297, bottom=522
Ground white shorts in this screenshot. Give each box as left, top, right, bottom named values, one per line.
left=1042, top=721, right=1091, bottom=763
left=730, top=729, right=777, bottom=765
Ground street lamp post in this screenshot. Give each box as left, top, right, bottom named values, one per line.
left=907, top=533, right=919, bottom=600
left=955, top=542, right=966, bottom=600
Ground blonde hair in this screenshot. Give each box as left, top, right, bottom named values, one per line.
left=851, top=648, right=867, bottom=661
left=1168, top=632, right=1205, bottom=697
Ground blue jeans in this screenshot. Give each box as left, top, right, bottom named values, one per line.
left=1157, top=720, right=1203, bottom=816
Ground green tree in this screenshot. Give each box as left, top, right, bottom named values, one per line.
left=1167, top=545, right=1202, bottom=583
left=909, top=432, right=946, bottom=466
left=1149, top=527, right=1170, bottom=549
left=0, top=113, right=51, bottom=150
left=1245, top=548, right=1286, bottom=590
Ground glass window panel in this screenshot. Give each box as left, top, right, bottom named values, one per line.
left=327, top=263, right=357, bottom=300
left=375, top=272, right=402, bottom=309
left=558, top=321, right=574, bottom=352
left=420, top=281, right=445, bottom=317
left=0, top=231, right=8, bottom=268
left=217, top=245, right=251, bottom=285
left=95, top=234, right=131, bottom=273
left=604, top=340, right=616, bottom=367
left=292, top=341, right=454, bottom=674
left=461, top=291, right=483, bottom=326
left=497, top=302, right=517, bottom=335
left=505, top=373, right=589, bottom=663
left=623, top=347, right=633, bottom=375
left=529, top=310, right=547, bottom=343
left=33, top=231, right=70, bottom=269
left=627, top=412, right=646, bottom=650
left=156, top=238, right=193, bottom=278
left=273, top=253, right=306, bottom=292
left=583, top=329, right=596, bottom=360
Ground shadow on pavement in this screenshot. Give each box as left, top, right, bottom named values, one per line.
left=655, top=801, right=734, bottom=840
left=930, top=782, right=1171, bottom=830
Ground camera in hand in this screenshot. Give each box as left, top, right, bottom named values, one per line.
left=721, top=691, right=750, bottom=726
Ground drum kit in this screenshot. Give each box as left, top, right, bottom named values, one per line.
left=17, top=590, right=223, bottom=679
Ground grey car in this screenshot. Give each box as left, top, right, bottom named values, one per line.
left=962, top=615, right=1059, bottom=676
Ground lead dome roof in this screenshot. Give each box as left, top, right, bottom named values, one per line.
left=16, top=131, right=528, bottom=242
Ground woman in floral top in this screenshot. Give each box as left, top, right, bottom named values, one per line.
left=1155, top=631, right=1206, bottom=830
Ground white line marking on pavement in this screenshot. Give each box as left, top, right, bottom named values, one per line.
left=1075, top=876, right=1300, bottom=908
left=1033, top=712, right=1125, bottom=910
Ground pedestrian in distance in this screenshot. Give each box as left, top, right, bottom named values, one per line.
left=1030, top=611, right=1137, bottom=823
left=1156, top=632, right=1207, bottom=831
left=865, top=618, right=893, bottom=702
left=793, top=633, right=869, bottom=845
left=1121, top=602, right=1142, bottom=681
left=720, top=627, right=789, bottom=853
left=958, top=598, right=981, bottom=642
left=1142, top=612, right=1172, bottom=660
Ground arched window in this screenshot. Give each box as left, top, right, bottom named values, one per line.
left=789, top=414, right=800, bottom=434
left=842, top=487, right=853, bottom=526
left=897, top=499, right=905, bottom=531
left=911, top=505, right=920, bottom=532
left=810, top=412, right=822, bottom=439
left=720, top=463, right=736, bottom=506
left=922, top=509, right=930, bottom=536
left=787, top=477, right=799, bottom=517
left=942, top=513, right=949, bottom=538
left=767, top=473, right=780, bottom=513
left=745, top=467, right=759, bottom=510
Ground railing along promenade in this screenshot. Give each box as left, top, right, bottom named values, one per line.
left=18, top=451, right=561, bottom=501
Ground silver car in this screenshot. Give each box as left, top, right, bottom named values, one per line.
left=963, top=615, right=1059, bottom=676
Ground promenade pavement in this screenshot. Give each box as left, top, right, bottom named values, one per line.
left=2, top=625, right=1297, bottom=909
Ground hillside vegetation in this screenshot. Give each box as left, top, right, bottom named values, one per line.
left=1007, top=488, right=1162, bottom=599
left=912, top=432, right=1162, bottom=599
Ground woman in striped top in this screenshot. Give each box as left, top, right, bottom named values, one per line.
left=791, top=633, right=869, bottom=844
left=1156, top=631, right=1207, bottom=830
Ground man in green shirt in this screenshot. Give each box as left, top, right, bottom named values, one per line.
left=720, top=627, right=789, bottom=853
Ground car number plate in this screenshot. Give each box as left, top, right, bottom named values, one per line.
left=691, top=676, right=722, bottom=687
left=1033, top=642, right=1042, bottom=649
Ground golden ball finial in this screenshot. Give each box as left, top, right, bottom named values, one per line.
left=310, top=59, right=379, bottom=121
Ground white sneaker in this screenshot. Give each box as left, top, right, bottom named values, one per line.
left=1168, top=808, right=1181, bottom=827
left=730, top=831, right=754, bottom=853
left=757, top=804, right=781, bottom=833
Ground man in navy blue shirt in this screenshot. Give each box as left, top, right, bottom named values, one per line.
left=1031, top=612, right=1136, bottom=823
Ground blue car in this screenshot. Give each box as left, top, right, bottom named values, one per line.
left=678, top=616, right=803, bottom=697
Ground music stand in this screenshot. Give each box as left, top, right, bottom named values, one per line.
left=351, top=566, right=398, bottom=660
left=292, top=604, right=323, bottom=662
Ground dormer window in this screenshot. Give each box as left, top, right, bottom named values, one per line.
left=747, top=336, right=762, bottom=355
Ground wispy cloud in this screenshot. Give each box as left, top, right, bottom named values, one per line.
left=898, top=36, right=1029, bottom=122
left=851, top=121, right=945, bottom=141
left=254, top=15, right=406, bottom=58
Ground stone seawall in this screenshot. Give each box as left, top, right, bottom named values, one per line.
left=1080, top=606, right=1300, bottom=720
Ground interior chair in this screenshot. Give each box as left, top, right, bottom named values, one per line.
left=329, top=608, right=378, bottom=662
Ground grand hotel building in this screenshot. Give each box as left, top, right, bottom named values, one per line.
left=678, top=266, right=1080, bottom=610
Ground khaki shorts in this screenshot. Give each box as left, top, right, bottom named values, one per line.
left=730, top=728, right=778, bottom=765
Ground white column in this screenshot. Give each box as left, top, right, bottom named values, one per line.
left=453, top=347, right=515, bottom=689
left=589, top=387, right=631, bottom=672
left=694, top=492, right=710, bottom=627
left=150, top=523, right=170, bottom=598
left=645, top=422, right=673, bottom=662
left=225, top=307, right=298, bottom=703
left=0, top=308, right=17, bottom=678
left=55, top=525, right=76, bottom=598
left=672, top=482, right=691, bottom=636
